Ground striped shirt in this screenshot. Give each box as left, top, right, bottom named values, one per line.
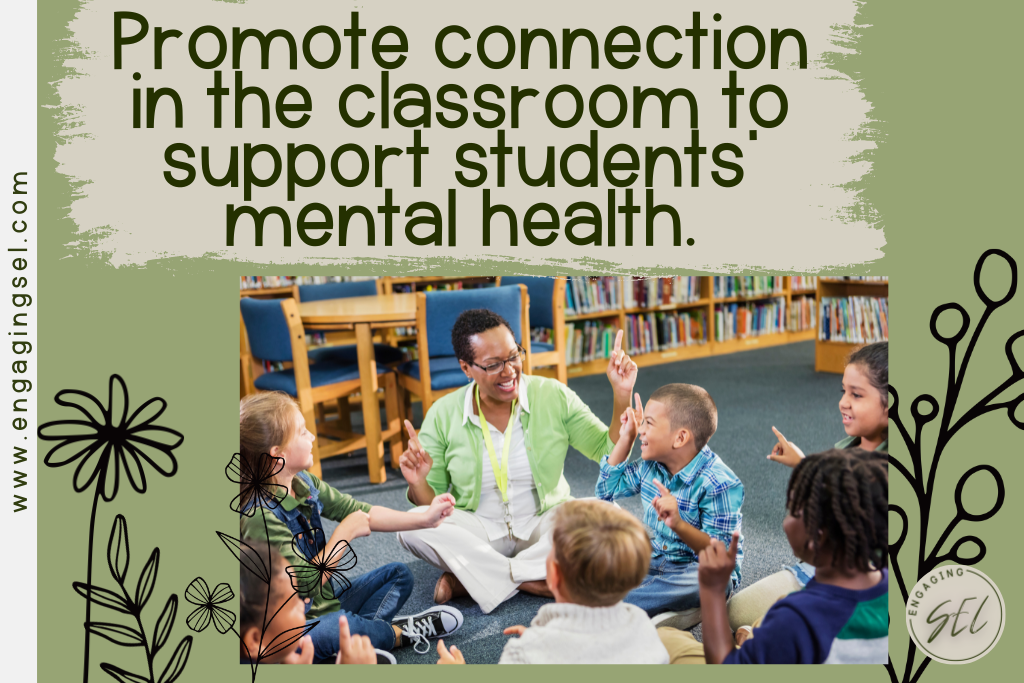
left=724, top=570, right=889, bottom=664
left=595, top=446, right=744, bottom=583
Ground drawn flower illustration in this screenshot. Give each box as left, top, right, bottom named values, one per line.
left=39, top=374, right=184, bottom=502
left=184, top=578, right=236, bottom=634
left=285, top=527, right=358, bottom=600
left=226, top=453, right=286, bottom=516
left=37, top=374, right=185, bottom=683
left=887, top=249, right=1020, bottom=683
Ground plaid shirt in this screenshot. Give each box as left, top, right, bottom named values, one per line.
left=596, top=446, right=744, bottom=584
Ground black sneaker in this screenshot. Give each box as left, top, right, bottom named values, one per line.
left=374, top=649, right=397, bottom=664
left=392, top=606, right=464, bottom=654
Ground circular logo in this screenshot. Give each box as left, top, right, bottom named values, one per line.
left=905, top=565, right=1005, bottom=664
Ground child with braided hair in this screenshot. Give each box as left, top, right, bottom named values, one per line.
left=658, top=448, right=888, bottom=664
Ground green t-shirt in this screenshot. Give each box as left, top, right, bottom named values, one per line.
left=835, top=435, right=888, bottom=453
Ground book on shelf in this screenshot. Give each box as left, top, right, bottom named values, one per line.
left=790, top=276, right=818, bottom=291
left=565, top=277, right=622, bottom=316
left=564, top=320, right=618, bottom=365
left=391, top=280, right=490, bottom=293
left=624, top=276, right=703, bottom=308
left=713, top=276, right=785, bottom=299
left=788, top=294, right=817, bottom=332
left=821, top=276, right=889, bottom=282
left=625, top=310, right=708, bottom=355
left=240, top=275, right=376, bottom=291
left=714, top=297, right=786, bottom=341
left=819, top=297, right=889, bottom=343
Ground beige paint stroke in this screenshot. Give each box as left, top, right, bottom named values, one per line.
left=55, top=0, right=879, bottom=270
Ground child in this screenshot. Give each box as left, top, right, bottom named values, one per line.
left=435, top=499, right=670, bottom=664
left=594, top=384, right=744, bottom=622
left=660, top=448, right=889, bottom=664
left=730, top=341, right=889, bottom=628
left=239, top=538, right=381, bottom=665
left=239, top=391, right=464, bottom=663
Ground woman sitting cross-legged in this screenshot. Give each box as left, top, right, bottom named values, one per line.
left=397, top=309, right=638, bottom=614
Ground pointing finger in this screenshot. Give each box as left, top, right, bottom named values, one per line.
left=653, top=480, right=670, bottom=496
left=728, top=530, right=741, bottom=561
left=614, top=329, right=623, bottom=353
left=771, top=426, right=787, bottom=446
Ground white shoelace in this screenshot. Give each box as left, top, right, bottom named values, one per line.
left=401, top=615, right=439, bottom=654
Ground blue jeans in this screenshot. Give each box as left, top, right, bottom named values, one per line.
left=624, top=556, right=734, bottom=618
left=306, top=562, right=414, bottom=663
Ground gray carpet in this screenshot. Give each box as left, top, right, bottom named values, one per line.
left=319, top=341, right=840, bottom=663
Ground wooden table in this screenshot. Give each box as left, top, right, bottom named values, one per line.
left=299, top=293, right=417, bottom=484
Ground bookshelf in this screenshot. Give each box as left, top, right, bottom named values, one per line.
left=555, top=276, right=820, bottom=379
left=814, top=278, right=889, bottom=373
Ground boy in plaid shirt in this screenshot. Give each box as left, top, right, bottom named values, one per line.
left=596, top=384, right=743, bottom=623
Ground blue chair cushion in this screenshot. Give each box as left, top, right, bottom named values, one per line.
left=254, top=362, right=385, bottom=396
left=241, top=298, right=294, bottom=363
left=424, top=287, right=524, bottom=358
left=397, top=356, right=471, bottom=391
left=309, top=343, right=405, bottom=366
left=298, top=280, right=378, bottom=302
left=531, top=341, right=556, bottom=353
left=501, top=276, right=555, bottom=328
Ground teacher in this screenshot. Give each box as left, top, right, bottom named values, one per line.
left=397, top=308, right=637, bottom=614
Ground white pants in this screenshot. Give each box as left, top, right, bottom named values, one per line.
left=397, top=505, right=558, bottom=614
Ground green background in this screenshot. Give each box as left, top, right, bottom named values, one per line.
left=37, top=0, right=1022, bottom=681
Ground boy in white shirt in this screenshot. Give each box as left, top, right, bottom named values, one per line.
left=435, top=499, right=669, bottom=665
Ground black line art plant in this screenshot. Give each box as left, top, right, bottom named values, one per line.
left=72, top=514, right=192, bottom=683
left=193, top=452, right=351, bottom=679
left=285, top=528, right=358, bottom=600
left=184, top=578, right=236, bottom=634
left=38, top=374, right=184, bottom=683
left=887, top=249, right=1020, bottom=683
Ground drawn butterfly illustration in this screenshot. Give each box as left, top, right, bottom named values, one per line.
left=226, top=453, right=287, bottom=516
left=285, top=527, right=359, bottom=600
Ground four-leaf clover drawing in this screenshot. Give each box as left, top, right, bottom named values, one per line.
left=184, top=578, right=237, bottom=634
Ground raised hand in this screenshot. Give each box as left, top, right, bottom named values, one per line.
left=698, top=530, right=740, bottom=593
left=399, top=419, right=434, bottom=485
left=281, top=634, right=315, bottom=664
left=503, top=625, right=528, bottom=637
left=652, top=480, right=682, bottom=528
left=619, top=392, right=643, bottom=443
left=423, top=493, right=456, bottom=528
left=606, top=329, right=639, bottom=396
left=336, top=615, right=377, bottom=665
left=766, top=426, right=805, bottom=468
left=436, top=639, right=466, bottom=664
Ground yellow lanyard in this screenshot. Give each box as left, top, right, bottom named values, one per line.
left=475, top=384, right=517, bottom=504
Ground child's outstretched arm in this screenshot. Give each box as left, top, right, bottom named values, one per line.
left=607, top=393, right=642, bottom=467
left=595, top=394, right=644, bottom=501
left=368, top=493, right=456, bottom=532
left=698, top=531, right=741, bottom=664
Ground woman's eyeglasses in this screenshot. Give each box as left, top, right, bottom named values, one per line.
left=470, top=345, right=525, bottom=375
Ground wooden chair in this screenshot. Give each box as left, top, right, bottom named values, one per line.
left=500, top=276, right=567, bottom=383
left=240, top=296, right=403, bottom=481
left=395, top=285, right=531, bottom=452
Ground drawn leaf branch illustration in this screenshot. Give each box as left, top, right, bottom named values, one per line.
left=887, top=249, right=1020, bottom=683
left=39, top=374, right=184, bottom=683
left=72, top=515, right=192, bottom=683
